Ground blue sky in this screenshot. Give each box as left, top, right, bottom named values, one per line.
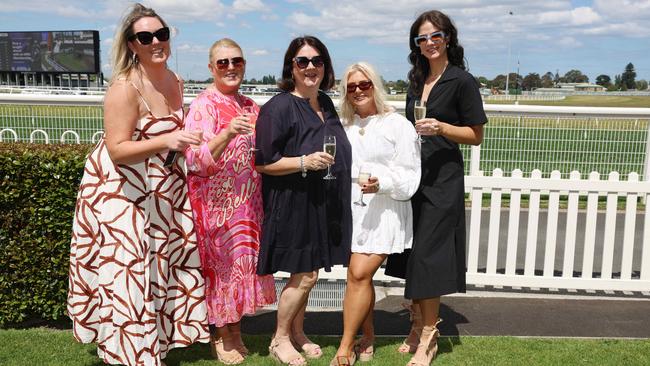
left=1, top=0, right=649, bottom=83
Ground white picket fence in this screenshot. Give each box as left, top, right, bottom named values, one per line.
left=312, top=168, right=650, bottom=293
left=465, top=169, right=650, bottom=292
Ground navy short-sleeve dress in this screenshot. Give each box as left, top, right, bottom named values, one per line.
left=255, top=91, right=352, bottom=275
left=386, top=65, right=488, bottom=299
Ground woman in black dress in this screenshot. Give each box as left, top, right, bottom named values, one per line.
left=388, top=10, right=487, bottom=366
left=255, top=36, right=352, bottom=366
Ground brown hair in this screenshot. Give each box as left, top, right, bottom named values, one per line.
left=407, top=10, right=465, bottom=96
left=277, top=35, right=335, bottom=92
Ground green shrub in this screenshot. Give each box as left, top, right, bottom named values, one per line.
left=0, top=143, right=92, bottom=326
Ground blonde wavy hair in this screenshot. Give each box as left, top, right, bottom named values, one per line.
left=110, top=3, right=168, bottom=81
left=338, top=62, right=393, bottom=124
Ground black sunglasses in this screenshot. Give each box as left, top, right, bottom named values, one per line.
left=214, top=57, right=246, bottom=70
left=128, top=27, right=170, bottom=45
left=346, top=80, right=373, bottom=93
left=294, top=56, right=325, bottom=69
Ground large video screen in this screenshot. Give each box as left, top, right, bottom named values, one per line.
left=0, top=31, right=99, bottom=73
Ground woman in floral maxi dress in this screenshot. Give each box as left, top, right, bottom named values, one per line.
left=184, top=38, right=276, bottom=365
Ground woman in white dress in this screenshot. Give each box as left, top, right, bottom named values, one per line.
left=330, top=62, right=420, bottom=365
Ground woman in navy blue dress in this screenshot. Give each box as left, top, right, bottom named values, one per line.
left=255, top=35, right=352, bottom=366
left=386, top=10, right=487, bottom=366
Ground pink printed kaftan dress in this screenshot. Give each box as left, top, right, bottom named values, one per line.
left=185, top=88, right=276, bottom=327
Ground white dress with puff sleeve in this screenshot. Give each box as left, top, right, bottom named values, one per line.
left=344, top=111, right=421, bottom=254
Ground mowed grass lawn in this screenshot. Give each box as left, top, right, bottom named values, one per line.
left=1, top=328, right=650, bottom=365
left=485, top=95, right=650, bottom=108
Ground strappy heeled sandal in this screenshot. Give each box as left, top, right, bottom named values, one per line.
left=291, top=334, right=323, bottom=359
left=329, top=349, right=357, bottom=366
left=354, top=338, right=374, bottom=362
left=269, top=335, right=307, bottom=366
left=406, top=318, right=443, bottom=366
left=398, top=302, right=423, bottom=354
left=210, top=336, right=245, bottom=365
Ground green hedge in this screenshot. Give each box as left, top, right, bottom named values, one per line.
left=0, top=143, right=92, bottom=326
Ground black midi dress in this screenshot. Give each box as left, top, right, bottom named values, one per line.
left=255, top=91, right=352, bottom=275
left=385, top=65, right=487, bottom=299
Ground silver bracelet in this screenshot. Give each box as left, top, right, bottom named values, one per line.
left=300, top=155, right=307, bottom=178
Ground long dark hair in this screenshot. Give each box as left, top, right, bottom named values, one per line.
left=407, top=10, right=465, bottom=96
left=278, top=35, right=335, bottom=92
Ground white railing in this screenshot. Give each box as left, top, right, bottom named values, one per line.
left=314, top=168, right=650, bottom=292
left=464, top=168, right=650, bottom=292
left=2, top=94, right=650, bottom=180
left=483, top=94, right=566, bottom=101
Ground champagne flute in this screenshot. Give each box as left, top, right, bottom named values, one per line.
left=414, top=100, right=427, bottom=143
left=242, top=105, right=258, bottom=152
left=190, top=128, right=203, bottom=151
left=354, top=165, right=371, bottom=206
left=323, top=135, right=336, bottom=180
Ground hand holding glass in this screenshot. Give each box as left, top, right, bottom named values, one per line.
left=414, top=100, right=427, bottom=143
left=354, top=165, right=371, bottom=206
left=190, top=128, right=203, bottom=151
left=242, top=106, right=258, bottom=152
left=323, top=135, right=336, bottom=180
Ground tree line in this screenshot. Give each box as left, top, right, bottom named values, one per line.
left=477, top=62, right=647, bottom=92
left=186, top=64, right=648, bottom=93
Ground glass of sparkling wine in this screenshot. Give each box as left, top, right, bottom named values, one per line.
left=354, top=165, right=371, bottom=206
left=414, top=100, right=427, bottom=143
left=242, top=105, right=258, bottom=152
left=323, top=135, right=336, bottom=180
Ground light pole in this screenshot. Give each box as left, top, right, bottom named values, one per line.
left=170, top=26, right=179, bottom=74
left=504, top=11, right=513, bottom=95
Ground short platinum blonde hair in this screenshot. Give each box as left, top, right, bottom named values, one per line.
left=338, top=61, right=393, bottom=124
left=209, top=38, right=243, bottom=63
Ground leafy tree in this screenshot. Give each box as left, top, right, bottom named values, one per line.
left=541, top=72, right=554, bottom=88
left=477, top=76, right=489, bottom=87
left=261, top=74, right=277, bottom=85
left=563, top=69, right=589, bottom=83
left=595, top=74, right=611, bottom=87
left=621, top=63, right=636, bottom=89
left=491, top=74, right=506, bottom=90
left=614, top=74, right=623, bottom=90
left=636, top=79, right=649, bottom=91
left=522, top=73, right=541, bottom=91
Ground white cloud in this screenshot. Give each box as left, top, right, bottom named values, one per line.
left=251, top=49, right=269, bottom=56
left=177, top=43, right=209, bottom=53
left=232, top=0, right=266, bottom=13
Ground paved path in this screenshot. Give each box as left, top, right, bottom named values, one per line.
left=242, top=291, right=650, bottom=339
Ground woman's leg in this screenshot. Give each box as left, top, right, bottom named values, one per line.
left=407, top=297, right=441, bottom=365
left=398, top=301, right=423, bottom=354
left=227, top=321, right=248, bottom=355
left=270, top=271, right=319, bottom=364
left=334, top=253, right=386, bottom=359
left=289, top=272, right=323, bottom=358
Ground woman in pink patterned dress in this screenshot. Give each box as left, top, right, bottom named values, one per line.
left=67, top=4, right=208, bottom=366
left=184, top=38, right=277, bottom=364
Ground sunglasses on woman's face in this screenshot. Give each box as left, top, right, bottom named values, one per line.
left=128, top=27, right=170, bottom=45
left=414, top=31, right=447, bottom=47
left=214, top=57, right=246, bottom=70
left=294, top=56, right=325, bottom=69
left=346, top=80, right=373, bottom=93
